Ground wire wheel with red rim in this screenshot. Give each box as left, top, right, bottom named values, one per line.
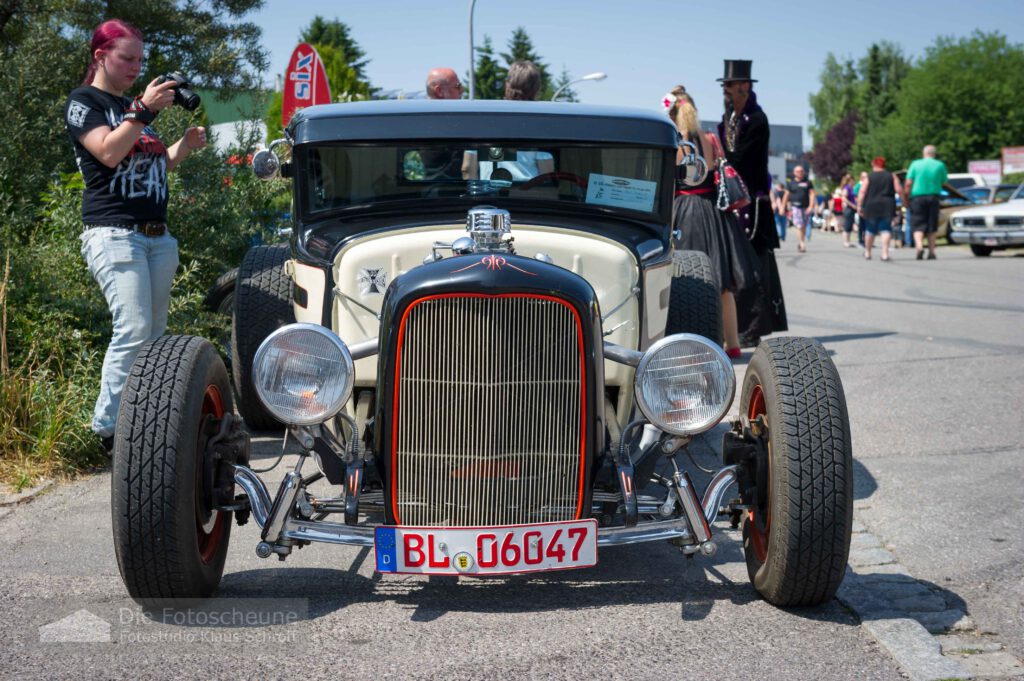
left=112, top=335, right=234, bottom=606
left=738, top=337, right=853, bottom=606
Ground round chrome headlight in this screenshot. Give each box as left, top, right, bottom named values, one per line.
left=253, top=323, right=355, bottom=426
left=634, top=334, right=735, bottom=436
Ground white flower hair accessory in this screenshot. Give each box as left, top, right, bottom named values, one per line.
left=661, top=92, right=677, bottom=112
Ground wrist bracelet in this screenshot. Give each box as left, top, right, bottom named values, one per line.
left=123, top=95, right=157, bottom=125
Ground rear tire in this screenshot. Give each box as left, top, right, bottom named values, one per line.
left=112, top=335, right=233, bottom=606
left=970, top=244, right=993, bottom=257
left=231, top=244, right=294, bottom=430
left=204, top=267, right=239, bottom=315
left=739, top=337, right=853, bottom=606
left=666, top=250, right=723, bottom=345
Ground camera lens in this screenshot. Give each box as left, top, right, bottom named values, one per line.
left=176, top=87, right=201, bottom=111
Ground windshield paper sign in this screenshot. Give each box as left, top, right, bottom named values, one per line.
left=585, top=174, right=656, bottom=213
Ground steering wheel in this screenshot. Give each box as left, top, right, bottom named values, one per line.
left=520, top=172, right=588, bottom=191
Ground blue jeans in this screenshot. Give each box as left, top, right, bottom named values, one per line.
left=80, top=226, right=179, bottom=437
left=774, top=213, right=787, bottom=241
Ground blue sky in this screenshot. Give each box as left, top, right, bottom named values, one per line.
left=254, top=0, right=1024, bottom=147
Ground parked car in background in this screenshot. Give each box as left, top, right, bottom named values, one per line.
left=949, top=188, right=1024, bottom=256
left=959, top=184, right=1023, bottom=206
left=895, top=171, right=972, bottom=242
left=946, top=172, right=988, bottom=190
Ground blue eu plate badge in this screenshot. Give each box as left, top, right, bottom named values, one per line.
left=375, top=527, right=397, bottom=572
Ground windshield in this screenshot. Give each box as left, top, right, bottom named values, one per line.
left=300, top=143, right=667, bottom=220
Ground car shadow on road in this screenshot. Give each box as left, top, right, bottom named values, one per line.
left=207, top=417, right=869, bottom=630
left=209, top=528, right=858, bottom=629
left=812, top=331, right=897, bottom=344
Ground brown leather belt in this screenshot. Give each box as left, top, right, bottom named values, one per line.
left=86, top=222, right=167, bottom=237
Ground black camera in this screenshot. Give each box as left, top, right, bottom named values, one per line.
left=155, top=72, right=201, bottom=111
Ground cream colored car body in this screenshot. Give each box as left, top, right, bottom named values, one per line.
left=289, top=222, right=673, bottom=429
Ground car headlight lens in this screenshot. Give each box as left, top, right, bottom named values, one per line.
left=951, top=217, right=962, bottom=228
left=634, top=334, right=735, bottom=436
left=253, top=323, right=355, bottom=426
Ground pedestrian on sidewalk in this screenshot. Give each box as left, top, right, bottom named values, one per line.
left=839, top=173, right=858, bottom=248
left=856, top=156, right=906, bottom=261
left=770, top=181, right=787, bottom=242
left=783, top=165, right=815, bottom=252
left=905, top=145, right=948, bottom=260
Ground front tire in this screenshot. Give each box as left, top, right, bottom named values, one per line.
left=112, top=336, right=233, bottom=606
left=666, top=250, right=723, bottom=345
left=969, top=244, right=993, bottom=257
left=739, top=337, right=853, bottom=606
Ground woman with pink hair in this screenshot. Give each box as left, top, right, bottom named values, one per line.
left=64, top=19, right=207, bottom=452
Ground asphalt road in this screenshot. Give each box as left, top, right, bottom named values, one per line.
left=1, top=233, right=1020, bottom=680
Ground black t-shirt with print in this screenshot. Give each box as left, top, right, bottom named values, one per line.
left=786, top=178, right=814, bottom=207
left=64, top=85, right=168, bottom=224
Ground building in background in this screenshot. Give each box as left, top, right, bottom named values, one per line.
left=196, top=89, right=272, bottom=152
left=701, top=120, right=803, bottom=183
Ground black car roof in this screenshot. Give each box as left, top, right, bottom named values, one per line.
left=287, top=100, right=678, bottom=147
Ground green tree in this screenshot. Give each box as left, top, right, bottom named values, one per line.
left=0, top=1, right=277, bottom=478
left=471, top=35, right=505, bottom=100
left=552, top=67, right=578, bottom=102
left=857, top=42, right=910, bottom=134
left=265, top=17, right=374, bottom=139
left=500, top=26, right=552, bottom=99
left=0, top=0, right=269, bottom=246
left=857, top=32, right=1024, bottom=172
left=808, top=54, right=860, bottom=145
left=809, top=42, right=912, bottom=177
left=300, top=15, right=370, bottom=82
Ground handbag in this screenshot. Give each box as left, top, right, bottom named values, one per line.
left=710, top=134, right=751, bottom=212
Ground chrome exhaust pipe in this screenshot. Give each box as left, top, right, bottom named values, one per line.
left=701, top=465, right=738, bottom=522
left=233, top=464, right=271, bottom=528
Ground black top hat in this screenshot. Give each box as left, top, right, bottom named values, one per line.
left=717, top=59, right=757, bottom=83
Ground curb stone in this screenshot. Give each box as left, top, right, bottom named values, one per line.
left=0, top=479, right=54, bottom=506
left=841, top=518, right=1023, bottom=680
left=861, top=618, right=973, bottom=681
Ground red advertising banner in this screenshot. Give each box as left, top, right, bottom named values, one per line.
left=282, top=43, right=331, bottom=127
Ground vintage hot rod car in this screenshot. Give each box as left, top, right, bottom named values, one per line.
left=111, top=101, right=852, bottom=607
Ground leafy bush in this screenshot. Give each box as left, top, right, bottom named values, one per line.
left=1, top=118, right=290, bottom=486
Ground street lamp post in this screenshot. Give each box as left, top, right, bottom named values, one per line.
left=468, top=0, right=478, bottom=100
left=551, top=72, right=607, bottom=102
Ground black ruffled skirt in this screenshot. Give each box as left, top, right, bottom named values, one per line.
left=671, top=192, right=753, bottom=293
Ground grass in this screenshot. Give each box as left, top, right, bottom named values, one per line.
left=0, top=254, right=105, bottom=489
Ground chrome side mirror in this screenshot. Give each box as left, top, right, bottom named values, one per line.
left=252, top=139, right=290, bottom=180
left=677, top=139, right=709, bottom=187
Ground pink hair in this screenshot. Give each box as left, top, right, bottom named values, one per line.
left=82, top=19, right=144, bottom=85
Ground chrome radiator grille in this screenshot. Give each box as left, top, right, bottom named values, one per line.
left=392, top=294, right=585, bottom=526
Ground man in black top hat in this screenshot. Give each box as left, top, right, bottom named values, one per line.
left=716, top=59, right=787, bottom=346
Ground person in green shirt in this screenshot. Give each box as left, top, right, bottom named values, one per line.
left=905, top=145, right=948, bottom=260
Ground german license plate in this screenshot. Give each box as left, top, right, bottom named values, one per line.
left=984, top=238, right=999, bottom=246
left=374, top=519, right=598, bottom=575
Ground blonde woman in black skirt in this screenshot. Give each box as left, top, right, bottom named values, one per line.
left=665, top=86, right=756, bottom=359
